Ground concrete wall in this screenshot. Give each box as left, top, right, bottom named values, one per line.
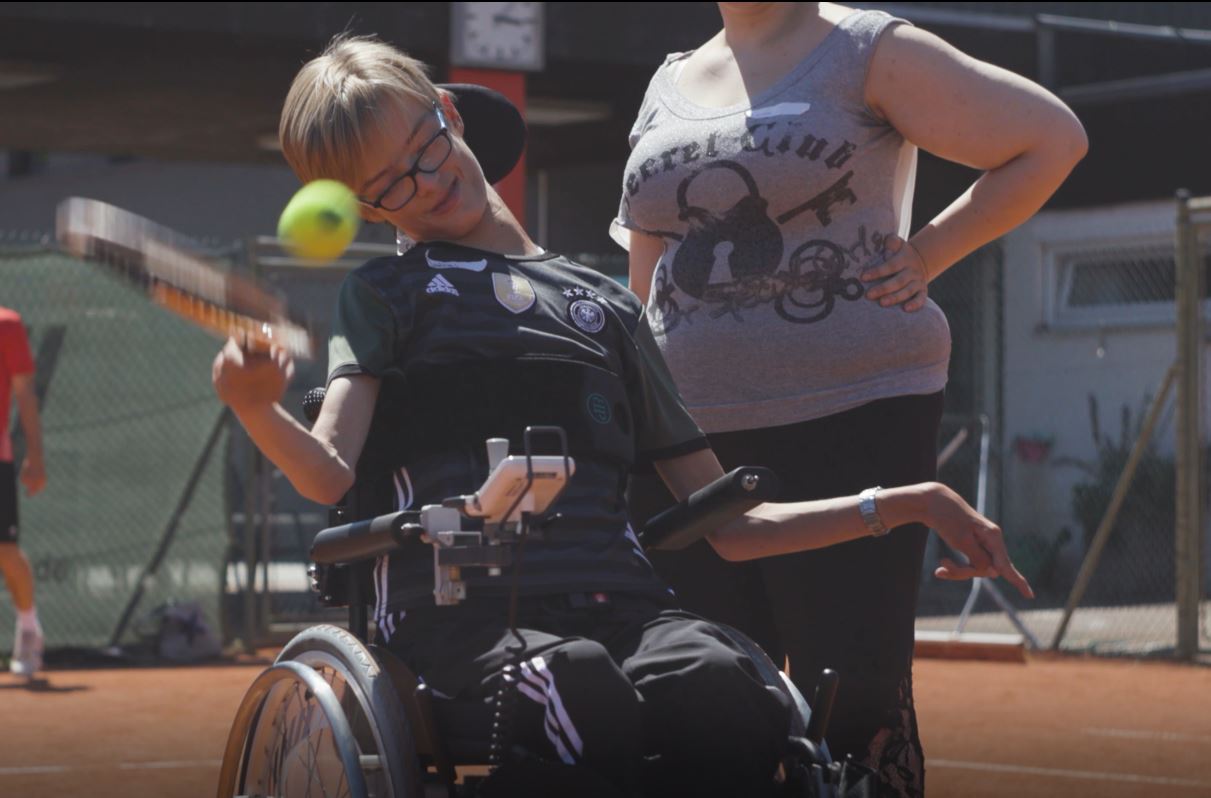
left=1000, top=198, right=1204, bottom=574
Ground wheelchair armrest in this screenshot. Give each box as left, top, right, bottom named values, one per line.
left=640, top=466, right=780, bottom=551
left=311, top=510, right=423, bottom=565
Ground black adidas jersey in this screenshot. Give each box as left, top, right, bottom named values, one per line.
left=327, top=242, right=708, bottom=611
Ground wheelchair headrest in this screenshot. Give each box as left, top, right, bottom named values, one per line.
left=440, top=83, right=527, bottom=185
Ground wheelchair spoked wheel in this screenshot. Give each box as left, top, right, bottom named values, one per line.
left=216, top=660, right=369, bottom=798
left=275, top=625, right=426, bottom=798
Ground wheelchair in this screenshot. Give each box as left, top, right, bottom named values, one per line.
left=217, top=411, right=870, bottom=798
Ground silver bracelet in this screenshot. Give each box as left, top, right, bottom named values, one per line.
left=858, top=487, right=889, bottom=537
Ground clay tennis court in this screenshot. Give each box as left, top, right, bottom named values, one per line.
left=0, top=652, right=1207, bottom=798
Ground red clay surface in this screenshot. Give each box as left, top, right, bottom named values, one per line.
left=0, top=651, right=1208, bottom=797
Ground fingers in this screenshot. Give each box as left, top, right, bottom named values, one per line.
left=271, top=344, right=295, bottom=383
left=862, top=235, right=931, bottom=310
left=214, top=338, right=245, bottom=390
left=902, top=290, right=929, bottom=313
left=953, top=534, right=994, bottom=572
left=862, top=257, right=928, bottom=310
left=859, top=235, right=904, bottom=284
left=221, top=336, right=247, bottom=366
left=212, top=346, right=230, bottom=385
left=1001, top=563, right=1035, bottom=600
left=213, top=338, right=290, bottom=411
left=860, top=257, right=902, bottom=285
left=977, top=527, right=1036, bottom=599
left=935, top=557, right=984, bottom=581
left=875, top=280, right=927, bottom=309
left=866, top=269, right=913, bottom=298
left=938, top=558, right=1034, bottom=600
left=936, top=529, right=1037, bottom=599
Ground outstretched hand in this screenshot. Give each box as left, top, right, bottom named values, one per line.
left=925, top=482, right=1034, bottom=599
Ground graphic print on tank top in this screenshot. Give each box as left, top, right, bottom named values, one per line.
left=656, top=154, right=874, bottom=332
left=620, top=109, right=899, bottom=337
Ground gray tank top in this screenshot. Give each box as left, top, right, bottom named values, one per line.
left=613, top=10, right=950, bottom=433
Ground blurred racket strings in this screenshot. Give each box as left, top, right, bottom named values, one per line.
left=56, top=197, right=314, bottom=359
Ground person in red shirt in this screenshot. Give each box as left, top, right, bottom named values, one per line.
left=0, top=306, right=47, bottom=677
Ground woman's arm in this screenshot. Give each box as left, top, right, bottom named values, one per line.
left=653, top=448, right=1033, bottom=598
left=860, top=23, right=1089, bottom=311
left=627, top=229, right=666, bottom=306
left=212, top=339, right=378, bottom=505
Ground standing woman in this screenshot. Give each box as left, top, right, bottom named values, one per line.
left=614, top=3, right=1086, bottom=795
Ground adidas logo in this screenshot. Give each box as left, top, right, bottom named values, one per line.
left=426, top=274, right=459, bottom=296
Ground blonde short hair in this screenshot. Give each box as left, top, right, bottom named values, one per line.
left=279, top=35, right=441, bottom=186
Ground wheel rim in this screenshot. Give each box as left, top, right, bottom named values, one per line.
left=289, top=651, right=394, bottom=797
left=235, top=662, right=369, bottom=798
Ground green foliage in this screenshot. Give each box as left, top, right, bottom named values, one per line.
left=1057, top=394, right=1175, bottom=603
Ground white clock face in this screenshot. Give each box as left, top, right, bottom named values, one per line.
left=454, top=2, right=544, bottom=71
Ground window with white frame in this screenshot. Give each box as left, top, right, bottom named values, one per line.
left=1046, top=237, right=1211, bottom=329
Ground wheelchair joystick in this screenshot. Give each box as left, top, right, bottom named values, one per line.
left=486, top=437, right=509, bottom=471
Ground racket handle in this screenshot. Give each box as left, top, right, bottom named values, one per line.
left=303, top=387, right=326, bottom=424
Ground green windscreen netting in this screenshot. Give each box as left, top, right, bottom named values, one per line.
left=1, top=245, right=229, bottom=652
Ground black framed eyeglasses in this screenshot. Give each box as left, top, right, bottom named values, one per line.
left=358, top=103, right=454, bottom=212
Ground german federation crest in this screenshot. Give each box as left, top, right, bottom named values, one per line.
left=492, top=272, right=536, bottom=314
left=569, top=299, right=606, bottom=333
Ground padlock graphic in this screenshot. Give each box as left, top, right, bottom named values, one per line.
left=672, top=160, right=784, bottom=300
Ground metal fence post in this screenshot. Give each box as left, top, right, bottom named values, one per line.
left=1174, top=190, right=1205, bottom=662
left=242, top=448, right=260, bottom=653
left=241, top=235, right=267, bottom=653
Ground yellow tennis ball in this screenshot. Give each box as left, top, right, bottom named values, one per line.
left=277, top=179, right=360, bottom=262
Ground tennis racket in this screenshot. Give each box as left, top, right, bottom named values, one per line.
left=55, top=197, right=315, bottom=359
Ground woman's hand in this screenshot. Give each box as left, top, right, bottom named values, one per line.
left=922, top=482, right=1034, bottom=599
left=861, top=234, right=930, bottom=312
left=212, top=338, right=294, bottom=414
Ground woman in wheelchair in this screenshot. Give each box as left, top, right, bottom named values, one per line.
left=212, top=35, right=1032, bottom=798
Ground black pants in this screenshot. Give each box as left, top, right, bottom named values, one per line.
left=386, top=593, right=793, bottom=797
left=0, top=461, right=18, bottom=543
left=631, top=392, right=944, bottom=798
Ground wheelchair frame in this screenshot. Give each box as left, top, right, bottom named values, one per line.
left=217, top=429, right=841, bottom=798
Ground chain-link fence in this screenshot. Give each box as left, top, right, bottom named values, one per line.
left=0, top=231, right=404, bottom=654
left=233, top=239, right=395, bottom=643
left=914, top=243, right=1030, bottom=638
left=0, top=236, right=231, bottom=655
left=915, top=198, right=1211, bottom=661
